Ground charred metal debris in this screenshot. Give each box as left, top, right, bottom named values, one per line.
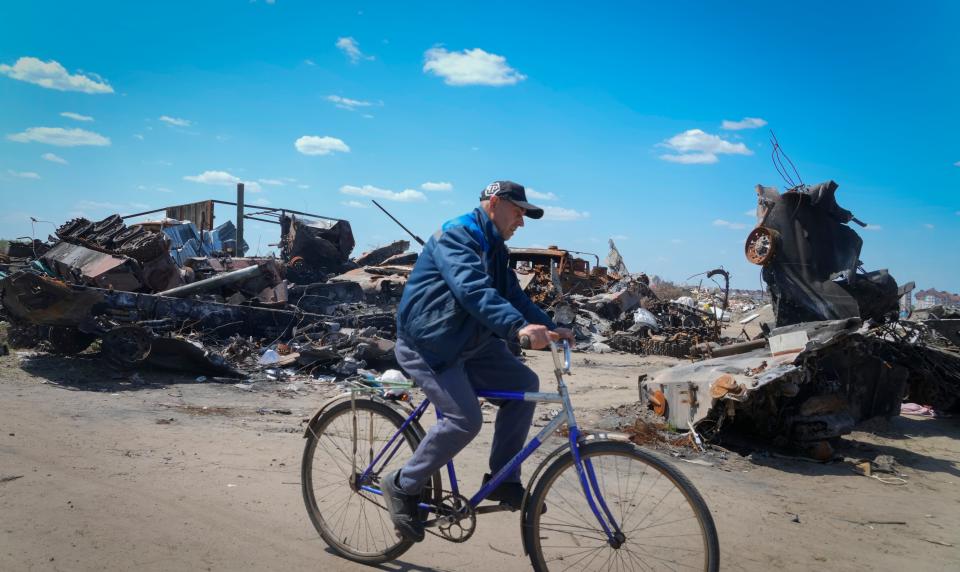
left=2, top=181, right=957, bottom=454
left=0, top=196, right=744, bottom=385
left=0, top=200, right=412, bottom=384
left=639, top=178, right=960, bottom=457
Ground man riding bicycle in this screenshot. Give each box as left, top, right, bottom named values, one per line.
left=383, top=180, right=574, bottom=542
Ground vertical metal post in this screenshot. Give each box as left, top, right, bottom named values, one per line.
left=236, top=183, right=245, bottom=256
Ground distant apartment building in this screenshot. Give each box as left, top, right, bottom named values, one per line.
left=914, top=288, right=960, bottom=310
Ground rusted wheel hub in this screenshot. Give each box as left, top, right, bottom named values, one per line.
left=745, top=226, right=778, bottom=265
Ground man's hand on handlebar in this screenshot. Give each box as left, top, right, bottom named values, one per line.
left=553, top=327, right=575, bottom=342
left=518, top=324, right=574, bottom=350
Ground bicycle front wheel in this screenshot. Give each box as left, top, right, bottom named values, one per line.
left=524, top=440, right=719, bottom=571
left=301, top=398, right=439, bottom=564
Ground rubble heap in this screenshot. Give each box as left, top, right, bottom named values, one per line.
left=0, top=209, right=416, bottom=384
left=641, top=181, right=960, bottom=457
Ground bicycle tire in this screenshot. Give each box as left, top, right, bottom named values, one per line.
left=301, top=398, right=440, bottom=564
left=523, top=440, right=719, bottom=572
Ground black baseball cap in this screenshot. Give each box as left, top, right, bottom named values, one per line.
left=479, top=180, right=544, bottom=219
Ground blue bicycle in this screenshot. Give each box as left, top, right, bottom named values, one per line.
left=302, top=340, right=720, bottom=571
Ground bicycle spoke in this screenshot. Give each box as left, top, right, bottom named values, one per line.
left=303, top=400, right=429, bottom=561
left=530, top=445, right=715, bottom=571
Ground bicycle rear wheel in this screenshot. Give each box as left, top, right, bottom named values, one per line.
left=301, top=398, right=439, bottom=564
left=524, top=440, right=719, bottom=571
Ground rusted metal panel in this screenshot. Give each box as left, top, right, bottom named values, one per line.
left=41, top=242, right=143, bottom=291
left=165, top=200, right=215, bottom=230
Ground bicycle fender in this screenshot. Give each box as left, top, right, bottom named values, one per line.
left=519, top=432, right=632, bottom=555
left=301, top=392, right=415, bottom=438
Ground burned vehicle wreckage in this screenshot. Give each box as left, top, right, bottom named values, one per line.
left=641, top=181, right=960, bottom=456
left=0, top=199, right=408, bottom=379
left=1, top=183, right=958, bottom=455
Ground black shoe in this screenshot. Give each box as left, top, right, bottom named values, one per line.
left=381, top=470, right=425, bottom=542
left=482, top=473, right=527, bottom=510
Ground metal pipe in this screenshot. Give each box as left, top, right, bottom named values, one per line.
left=158, top=264, right=263, bottom=298
left=210, top=200, right=343, bottom=222
left=236, top=183, right=244, bottom=256
left=690, top=338, right=767, bottom=358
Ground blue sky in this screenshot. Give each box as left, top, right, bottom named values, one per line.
left=2, top=1, right=958, bottom=292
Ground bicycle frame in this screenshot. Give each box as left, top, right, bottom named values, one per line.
left=354, top=340, right=624, bottom=544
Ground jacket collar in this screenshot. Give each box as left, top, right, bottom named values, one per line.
left=475, top=207, right=505, bottom=248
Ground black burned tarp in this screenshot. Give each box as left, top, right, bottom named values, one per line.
left=281, top=214, right=355, bottom=271
left=756, top=181, right=899, bottom=326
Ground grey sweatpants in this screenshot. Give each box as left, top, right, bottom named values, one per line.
left=394, top=337, right=539, bottom=494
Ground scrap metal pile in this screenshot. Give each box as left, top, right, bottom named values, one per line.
left=511, top=241, right=731, bottom=358
left=640, top=180, right=960, bottom=456
left=0, top=208, right=416, bottom=383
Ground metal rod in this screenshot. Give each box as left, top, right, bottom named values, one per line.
left=211, top=200, right=343, bottom=222
left=157, top=264, right=262, bottom=298
left=371, top=200, right=425, bottom=246
left=121, top=207, right=168, bottom=219
left=244, top=216, right=279, bottom=225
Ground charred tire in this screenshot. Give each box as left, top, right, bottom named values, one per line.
left=55, top=218, right=92, bottom=240
left=522, top=441, right=719, bottom=572
left=117, top=232, right=168, bottom=263
left=301, top=399, right=441, bottom=564
left=101, top=326, right=152, bottom=368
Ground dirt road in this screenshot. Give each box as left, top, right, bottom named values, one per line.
left=1, top=348, right=958, bottom=571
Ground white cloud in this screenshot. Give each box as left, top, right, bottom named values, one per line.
left=336, top=37, right=373, bottom=63
left=863, top=224, right=883, bottom=231
left=713, top=219, right=748, bottom=230
left=542, top=206, right=589, bottom=221
left=659, top=152, right=717, bottom=164
left=7, top=127, right=110, bottom=147
left=295, top=135, right=350, bottom=156
left=258, top=178, right=284, bottom=186
left=341, top=200, right=369, bottom=209
left=362, top=113, right=374, bottom=119
left=251, top=197, right=271, bottom=206
left=326, top=94, right=374, bottom=111
left=60, top=111, right=93, bottom=122
left=298, top=184, right=310, bottom=189
left=423, top=47, right=526, bottom=86
left=526, top=188, right=558, bottom=201
left=0, top=57, right=113, bottom=94
left=722, top=117, right=767, bottom=130
left=183, top=170, right=261, bottom=192
left=340, top=184, right=426, bottom=202
left=658, top=129, right=751, bottom=164
left=953, top=161, right=959, bottom=167
left=7, top=169, right=40, bottom=179
left=133, top=133, right=144, bottom=140
left=744, top=209, right=756, bottom=217
left=421, top=181, right=453, bottom=192
left=923, top=223, right=935, bottom=229
left=184, top=170, right=238, bottom=185
left=159, top=115, right=191, bottom=127
left=42, top=152, right=67, bottom=164
left=304, top=59, right=316, bottom=66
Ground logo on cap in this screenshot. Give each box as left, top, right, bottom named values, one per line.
left=483, top=182, right=500, bottom=197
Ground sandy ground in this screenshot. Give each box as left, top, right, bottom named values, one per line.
left=1, top=346, right=959, bottom=571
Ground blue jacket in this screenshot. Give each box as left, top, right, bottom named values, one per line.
left=396, top=207, right=557, bottom=370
